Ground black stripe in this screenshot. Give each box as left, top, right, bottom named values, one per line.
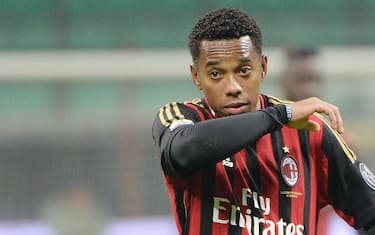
left=182, top=183, right=193, bottom=235
left=246, top=145, right=263, bottom=204
left=169, top=103, right=181, bottom=120
left=245, top=145, right=264, bottom=233
left=161, top=105, right=169, bottom=123
left=196, top=103, right=214, bottom=234
left=224, top=156, right=242, bottom=235
left=200, top=166, right=216, bottom=235
left=271, top=130, right=292, bottom=224
left=298, top=130, right=311, bottom=235
left=191, top=98, right=210, bottom=120
left=173, top=185, right=187, bottom=231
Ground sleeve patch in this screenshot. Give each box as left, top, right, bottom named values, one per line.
left=359, top=162, right=375, bottom=190
left=169, top=119, right=194, bottom=131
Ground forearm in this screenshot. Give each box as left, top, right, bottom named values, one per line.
left=165, top=105, right=288, bottom=174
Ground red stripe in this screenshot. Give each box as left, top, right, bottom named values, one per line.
left=211, top=163, right=230, bottom=235
left=203, top=108, right=214, bottom=119
left=281, top=127, right=306, bottom=228
left=163, top=175, right=191, bottom=234
left=256, top=134, right=280, bottom=222
left=335, top=208, right=355, bottom=226
left=185, top=103, right=206, bottom=121
left=259, top=95, right=265, bottom=109
left=309, top=115, right=326, bottom=235
left=310, top=116, right=327, bottom=205
left=234, top=150, right=252, bottom=235
left=163, top=175, right=184, bottom=234
left=188, top=171, right=203, bottom=235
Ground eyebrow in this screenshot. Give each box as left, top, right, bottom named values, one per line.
left=205, top=60, right=219, bottom=68
left=239, top=57, right=252, bottom=63
left=204, top=57, right=253, bottom=68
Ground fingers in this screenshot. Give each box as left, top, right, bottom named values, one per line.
left=288, top=97, right=345, bottom=134
left=321, top=102, right=344, bottom=134
left=332, top=105, right=344, bottom=134
left=306, top=120, right=320, bottom=132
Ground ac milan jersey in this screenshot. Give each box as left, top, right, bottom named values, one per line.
left=152, top=94, right=375, bottom=235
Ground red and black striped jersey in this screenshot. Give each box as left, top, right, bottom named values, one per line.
left=152, top=94, right=375, bottom=235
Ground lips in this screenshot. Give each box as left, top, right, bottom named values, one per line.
left=224, top=102, right=249, bottom=115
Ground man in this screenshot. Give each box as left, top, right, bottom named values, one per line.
left=152, top=8, right=375, bottom=235
left=280, top=48, right=358, bottom=235
left=280, top=48, right=323, bottom=101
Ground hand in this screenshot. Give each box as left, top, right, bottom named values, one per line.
left=288, top=97, right=344, bottom=134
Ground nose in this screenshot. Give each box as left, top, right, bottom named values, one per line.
left=225, top=76, right=242, bottom=97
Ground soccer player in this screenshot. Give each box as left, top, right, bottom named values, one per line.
left=152, top=8, right=375, bottom=235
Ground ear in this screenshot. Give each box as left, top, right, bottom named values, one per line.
left=261, top=55, right=268, bottom=80
left=190, top=64, right=202, bottom=90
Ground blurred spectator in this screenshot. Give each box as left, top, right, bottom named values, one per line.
left=280, top=48, right=323, bottom=101
left=279, top=47, right=358, bottom=235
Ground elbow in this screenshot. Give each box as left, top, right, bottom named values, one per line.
left=160, top=144, right=198, bottom=177
left=170, top=141, right=200, bottom=171
left=171, top=137, right=220, bottom=170
left=164, top=127, right=219, bottom=175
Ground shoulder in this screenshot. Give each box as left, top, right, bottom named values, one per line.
left=152, top=98, right=208, bottom=149
left=265, top=95, right=292, bottom=106
left=310, top=112, right=357, bottom=163
left=154, top=98, right=209, bottom=128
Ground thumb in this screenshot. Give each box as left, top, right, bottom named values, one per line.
left=306, top=120, right=320, bottom=132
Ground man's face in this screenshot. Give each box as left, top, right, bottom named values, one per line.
left=281, top=56, right=323, bottom=101
left=190, top=36, right=267, bottom=117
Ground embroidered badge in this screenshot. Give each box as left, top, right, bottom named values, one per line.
left=169, top=119, right=194, bottom=131
left=281, top=155, right=299, bottom=187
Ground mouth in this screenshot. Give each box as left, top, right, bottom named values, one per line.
left=224, top=102, right=249, bottom=115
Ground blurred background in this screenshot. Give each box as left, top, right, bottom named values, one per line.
left=0, top=0, right=374, bottom=234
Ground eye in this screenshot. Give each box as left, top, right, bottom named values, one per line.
left=209, top=70, right=221, bottom=80
left=239, top=67, right=251, bottom=76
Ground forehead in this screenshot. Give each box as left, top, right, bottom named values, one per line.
left=199, top=36, right=257, bottom=63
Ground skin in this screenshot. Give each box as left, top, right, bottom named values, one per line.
left=190, top=36, right=267, bottom=117
left=189, top=36, right=344, bottom=134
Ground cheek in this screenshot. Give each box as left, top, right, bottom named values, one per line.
left=201, top=78, right=223, bottom=92
left=200, top=82, right=225, bottom=105
left=242, top=79, right=262, bottom=93
left=202, top=84, right=223, bottom=100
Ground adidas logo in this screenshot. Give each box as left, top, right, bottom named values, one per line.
left=222, top=157, right=234, bottom=168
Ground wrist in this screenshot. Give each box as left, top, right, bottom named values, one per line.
left=284, top=104, right=293, bottom=121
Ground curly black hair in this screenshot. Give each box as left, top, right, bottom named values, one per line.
left=188, top=8, right=263, bottom=66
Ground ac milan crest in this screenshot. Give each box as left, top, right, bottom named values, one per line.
left=281, top=155, right=299, bottom=187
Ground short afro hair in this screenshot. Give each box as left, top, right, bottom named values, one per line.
left=188, top=8, right=263, bottom=66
